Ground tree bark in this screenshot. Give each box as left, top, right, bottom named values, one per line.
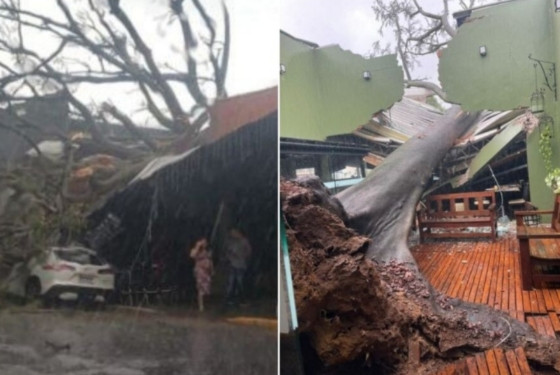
left=336, top=106, right=480, bottom=263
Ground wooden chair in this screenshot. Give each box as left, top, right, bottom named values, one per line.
left=417, top=191, right=497, bottom=242
left=515, top=194, right=560, bottom=290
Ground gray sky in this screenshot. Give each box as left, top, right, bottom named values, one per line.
left=281, top=0, right=381, bottom=56
left=225, top=0, right=279, bottom=94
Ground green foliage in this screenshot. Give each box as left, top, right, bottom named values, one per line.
left=539, top=121, right=553, bottom=173
left=539, top=120, right=559, bottom=193
left=545, top=168, right=560, bottom=194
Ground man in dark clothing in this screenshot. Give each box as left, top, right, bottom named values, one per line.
left=225, top=229, right=252, bottom=305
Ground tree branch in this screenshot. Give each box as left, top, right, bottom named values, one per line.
left=217, top=1, right=230, bottom=98
left=411, top=0, right=456, bottom=37
left=0, top=70, right=194, bottom=86
left=138, top=83, right=177, bottom=131
left=395, top=17, right=412, bottom=81
left=409, top=21, right=442, bottom=43
left=101, top=102, right=158, bottom=151
left=441, top=0, right=457, bottom=37
left=107, top=0, right=187, bottom=122
left=411, top=0, right=442, bottom=20
left=171, top=0, right=208, bottom=106
left=405, top=80, right=447, bottom=101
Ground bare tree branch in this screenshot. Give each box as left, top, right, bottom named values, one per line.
left=0, top=70, right=195, bottom=86
left=107, top=0, right=187, bottom=122
left=217, top=1, right=230, bottom=98
left=410, top=0, right=441, bottom=20
left=170, top=0, right=208, bottom=106
left=137, top=83, right=176, bottom=130
left=405, top=80, right=447, bottom=100
left=395, top=17, right=412, bottom=81
left=101, top=102, right=158, bottom=151
left=409, top=20, right=442, bottom=43
left=441, top=0, right=457, bottom=37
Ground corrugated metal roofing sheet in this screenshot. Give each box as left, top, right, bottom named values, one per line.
left=353, top=98, right=532, bottom=191
left=354, top=98, right=525, bottom=149
left=378, top=97, right=443, bottom=137
left=354, top=98, right=443, bottom=145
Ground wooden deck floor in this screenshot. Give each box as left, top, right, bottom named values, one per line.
left=413, top=237, right=560, bottom=374
left=413, top=237, right=560, bottom=336
left=433, top=347, right=532, bottom=375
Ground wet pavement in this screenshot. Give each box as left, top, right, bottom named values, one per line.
left=0, top=306, right=277, bottom=375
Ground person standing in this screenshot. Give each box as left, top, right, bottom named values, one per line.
left=225, top=229, right=252, bottom=306
left=189, top=238, right=213, bottom=312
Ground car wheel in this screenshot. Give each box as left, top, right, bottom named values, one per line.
left=42, top=296, right=56, bottom=309
left=77, top=293, right=95, bottom=309
left=24, top=278, right=41, bottom=302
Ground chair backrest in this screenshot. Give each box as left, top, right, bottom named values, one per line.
left=425, top=191, right=495, bottom=218
left=552, top=194, right=560, bottom=231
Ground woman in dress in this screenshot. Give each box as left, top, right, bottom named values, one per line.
left=189, top=238, right=213, bottom=312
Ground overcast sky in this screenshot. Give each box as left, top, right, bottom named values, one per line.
left=225, top=0, right=279, bottom=94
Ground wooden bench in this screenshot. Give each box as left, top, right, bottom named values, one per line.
left=516, top=194, right=560, bottom=290
left=417, top=191, right=497, bottom=243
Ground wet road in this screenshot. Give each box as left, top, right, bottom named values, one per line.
left=0, top=307, right=276, bottom=375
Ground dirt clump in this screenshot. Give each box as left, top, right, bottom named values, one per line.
left=281, top=179, right=560, bottom=374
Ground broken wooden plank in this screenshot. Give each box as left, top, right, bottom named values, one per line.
left=542, top=289, right=555, bottom=312
left=549, top=312, right=560, bottom=332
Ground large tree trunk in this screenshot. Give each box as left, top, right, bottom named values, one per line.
left=336, top=106, right=479, bottom=263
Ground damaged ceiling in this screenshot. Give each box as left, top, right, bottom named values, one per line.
left=340, top=96, right=532, bottom=193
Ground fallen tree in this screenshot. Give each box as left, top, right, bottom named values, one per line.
left=336, top=106, right=476, bottom=263
left=282, top=106, right=560, bottom=373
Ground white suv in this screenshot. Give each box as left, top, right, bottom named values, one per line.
left=4, top=246, right=115, bottom=305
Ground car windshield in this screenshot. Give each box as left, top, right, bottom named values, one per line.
left=54, top=249, right=104, bottom=266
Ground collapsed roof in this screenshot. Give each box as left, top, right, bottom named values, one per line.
left=339, top=97, right=533, bottom=193
left=86, top=88, right=278, bottom=295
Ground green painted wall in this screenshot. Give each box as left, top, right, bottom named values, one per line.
left=439, top=0, right=560, bottom=210
left=280, top=32, right=404, bottom=141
